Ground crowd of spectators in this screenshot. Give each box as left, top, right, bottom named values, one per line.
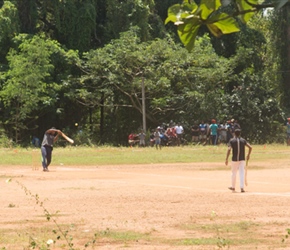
left=128, top=119, right=241, bottom=148
left=193, top=119, right=241, bottom=146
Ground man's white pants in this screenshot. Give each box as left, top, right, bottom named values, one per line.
left=231, top=161, right=245, bottom=189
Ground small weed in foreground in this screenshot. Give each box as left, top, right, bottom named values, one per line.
left=282, top=228, right=290, bottom=243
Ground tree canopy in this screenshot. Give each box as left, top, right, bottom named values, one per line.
left=0, top=0, right=288, bottom=146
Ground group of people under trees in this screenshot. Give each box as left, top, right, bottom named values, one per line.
left=128, top=119, right=241, bottom=149
left=128, top=121, right=184, bottom=149
left=192, top=119, right=241, bottom=146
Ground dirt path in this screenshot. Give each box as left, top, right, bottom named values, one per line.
left=1, top=161, right=290, bottom=249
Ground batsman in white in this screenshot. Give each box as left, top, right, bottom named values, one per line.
left=225, top=129, right=252, bottom=193
left=41, top=127, right=62, bottom=172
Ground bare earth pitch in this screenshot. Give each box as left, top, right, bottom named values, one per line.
left=1, top=160, right=290, bottom=249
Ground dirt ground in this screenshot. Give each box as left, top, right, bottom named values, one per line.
left=1, top=160, right=290, bottom=250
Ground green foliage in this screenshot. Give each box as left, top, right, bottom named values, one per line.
left=105, top=0, right=157, bottom=42
left=0, top=1, right=19, bottom=41
left=165, top=0, right=242, bottom=51
left=0, top=0, right=289, bottom=146
left=266, top=7, right=290, bottom=111
left=0, top=33, right=83, bottom=144
left=0, top=127, right=13, bottom=147
left=0, top=1, right=19, bottom=64
left=0, top=34, right=63, bottom=142
left=236, top=0, right=258, bottom=23
left=77, top=29, right=233, bottom=143
left=226, top=73, right=284, bottom=143
left=166, top=0, right=285, bottom=51
left=0, top=29, right=284, bottom=144
left=55, top=0, right=97, bottom=51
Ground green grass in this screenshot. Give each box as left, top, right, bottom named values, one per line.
left=0, top=144, right=290, bottom=167
left=93, top=228, right=152, bottom=242
left=0, top=225, right=153, bottom=249
left=175, top=220, right=289, bottom=247
left=1, top=221, right=287, bottom=249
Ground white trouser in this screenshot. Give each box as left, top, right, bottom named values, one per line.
left=231, top=161, right=245, bottom=189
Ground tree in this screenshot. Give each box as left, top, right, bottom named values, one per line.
left=0, top=1, right=19, bottom=65
left=17, top=0, right=37, bottom=34
left=72, top=28, right=234, bottom=144
left=0, top=34, right=76, bottom=142
left=272, top=5, right=290, bottom=111
left=166, top=0, right=289, bottom=137
left=104, top=0, right=160, bottom=43
left=36, top=0, right=98, bottom=52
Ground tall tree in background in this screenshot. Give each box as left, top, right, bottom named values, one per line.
left=0, top=34, right=79, bottom=142
left=17, top=0, right=37, bottom=34
left=273, top=5, right=290, bottom=112
left=104, top=0, right=155, bottom=42
left=36, top=0, right=98, bottom=52
left=0, top=1, right=19, bottom=65
left=0, top=34, right=59, bottom=142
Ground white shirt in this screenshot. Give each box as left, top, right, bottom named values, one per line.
left=175, top=125, right=184, bottom=134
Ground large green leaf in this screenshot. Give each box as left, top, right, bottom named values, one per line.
left=177, top=17, right=201, bottom=51
left=199, top=0, right=221, bottom=20
left=236, top=0, right=259, bottom=23
left=165, top=4, right=181, bottom=24
left=165, top=1, right=198, bottom=25
left=165, top=0, right=201, bottom=51
left=206, top=23, right=223, bottom=37
left=206, top=13, right=240, bottom=37
left=181, top=0, right=199, bottom=13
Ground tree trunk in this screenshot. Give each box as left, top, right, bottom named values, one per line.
left=100, top=93, right=105, bottom=144
left=281, top=4, right=290, bottom=110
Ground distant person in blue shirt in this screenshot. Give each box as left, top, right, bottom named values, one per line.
left=32, top=136, right=40, bottom=147
left=199, top=121, right=207, bottom=144
left=209, top=119, right=219, bottom=145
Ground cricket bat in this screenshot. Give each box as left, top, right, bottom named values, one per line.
left=61, top=132, right=74, bottom=144
left=245, top=160, right=248, bottom=186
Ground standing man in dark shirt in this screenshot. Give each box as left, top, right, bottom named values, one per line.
left=225, top=129, right=252, bottom=193
left=191, top=122, right=199, bottom=145
left=41, top=127, right=62, bottom=172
